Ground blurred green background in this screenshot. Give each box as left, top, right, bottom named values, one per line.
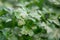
left=0, top=0, right=60, bottom=40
